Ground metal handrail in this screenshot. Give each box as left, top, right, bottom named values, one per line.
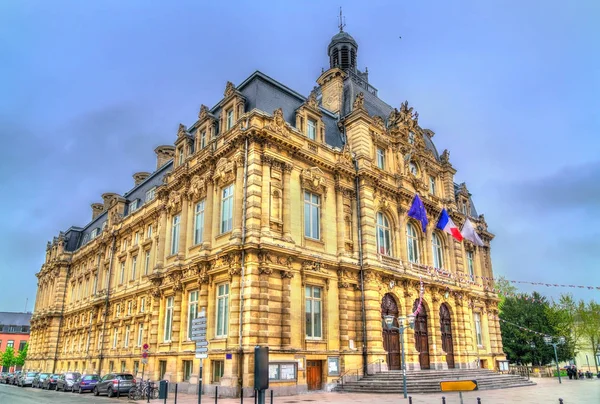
left=337, top=359, right=384, bottom=390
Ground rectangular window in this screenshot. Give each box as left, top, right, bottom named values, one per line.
left=122, top=239, right=127, bottom=251
left=474, top=313, right=483, bottom=346
left=226, top=109, right=234, bottom=130
left=7, top=340, right=14, bottom=348
left=124, top=325, right=130, bottom=348
left=269, top=363, right=297, bottom=381
left=127, top=301, right=132, bottom=316
left=212, top=360, right=224, bottom=383
left=164, top=296, right=174, bottom=342
left=194, top=200, right=205, bottom=245
left=188, top=290, right=199, bottom=340
left=307, top=119, right=316, bottom=140
left=221, top=184, right=234, bottom=234
left=171, top=214, right=180, bottom=255
left=178, top=149, right=184, bottom=165
left=376, top=148, right=385, bottom=169
left=429, top=176, right=436, bottom=195
left=183, top=360, right=193, bottom=381
left=146, top=188, right=156, bottom=202
left=467, top=251, right=475, bottom=280
left=305, top=286, right=322, bottom=339
left=119, top=261, right=125, bottom=284
left=200, top=131, right=207, bottom=149
left=144, top=251, right=151, bottom=275
left=93, top=274, right=98, bottom=295
left=130, top=199, right=139, bottom=213
left=216, top=283, right=229, bottom=338
left=121, top=361, right=126, bottom=373
left=97, top=332, right=103, bottom=350
left=304, top=191, right=321, bottom=240
left=112, top=328, right=118, bottom=348
left=140, top=297, right=146, bottom=313
left=131, top=256, right=137, bottom=280
left=109, top=361, right=114, bottom=373
left=116, top=304, right=121, bottom=318
left=90, top=228, right=98, bottom=239
left=134, top=361, right=139, bottom=376
left=134, top=232, right=139, bottom=245
left=137, top=324, right=144, bottom=347
left=147, top=224, right=153, bottom=239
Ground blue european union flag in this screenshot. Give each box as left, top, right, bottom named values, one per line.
left=408, top=194, right=428, bottom=232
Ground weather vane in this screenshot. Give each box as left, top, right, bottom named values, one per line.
left=338, top=7, right=346, bottom=32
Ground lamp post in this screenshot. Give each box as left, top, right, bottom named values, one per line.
left=384, top=314, right=415, bottom=399
left=544, top=336, right=565, bottom=384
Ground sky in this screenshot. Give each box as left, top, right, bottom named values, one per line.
left=0, top=0, right=599, bottom=312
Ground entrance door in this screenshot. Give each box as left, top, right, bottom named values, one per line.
left=381, top=293, right=401, bottom=370
left=159, top=360, right=167, bottom=380
left=413, top=300, right=430, bottom=369
left=306, top=361, right=322, bottom=390
left=440, top=303, right=455, bottom=369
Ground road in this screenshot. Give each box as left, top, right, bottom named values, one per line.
left=0, top=384, right=124, bottom=404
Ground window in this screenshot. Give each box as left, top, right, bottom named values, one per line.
left=147, top=224, right=153, bottom=239
left=212, top=360, right=224, bottom=383
left=376, top=148, right=385, bottom=169
left=171, top=214, right=180, bottom=255
left=90, top=228, right=98, bottom=239
left=406, top=223, right=420, bottom=263
left=269, top=363, right=297, bottom=381
left=144, top=251, right=151, bottom=275
left=216, top=283, right=229, bottom=338
left=130, top=199, right=139, bottom=213
left=131, top=256, right=137, bottom=280
left=194, top=200, right=205, bottom=245
left=189, top=141, right=195, bottom=155
left=93, top=274, right=98, bottom=295
left=466, top=250, right=475, bottom=280
left=0, top=340, right=2, bottom=349
left=474, top=313, right=483, bottom=346
left=409, top=162, right=418, bottom=176
left=226, top=109, right=234, bottom=130
left=134, top=232, right=139, bottom=245
left=146, top=188, right=156, bottom=203
left=116, top=304, right=121, bottom=318
left=305, top=286, right=322, bottom=339
left=221, top=184, right=234, bottom=234
left=7, top=340, right=14, bottom=348
left=134, top=361, right=139, bottom=376
left=109, top=361, right=114, bottom=373
left=140, top=297, right=146, bottom=313
left=121, top=361, right=126, bottom=373
left=119, top=261, right=125, bottom=284
left=188, top=290, right=199, bottom=340
left=97, top=332, right=103, bottom=350
left=183, top=360, right=193, bottom=381
left=429, top=176, right=436, bottom=195
left=376, top=212, right=391, bottom=256
left=124, top=325, right=130, bottom=348
left=462, top=203, right=469, bottom=215
left=112, top=328, right=118, bottom=348
left=127, top=301, right=132, bottom=316
left=307, top=119, right=316, bottom=140
left=304, top=191, right=321, bottom=240
left=164, top=296, right=174, bottom=342
left=432, top=233, right=444, bottom=269
left=408, top=131, right=415, bottom=144
left=178, top=149, right=184, bottom=165
left=200, top=131, right=207, bottom=149
left=137, top=324, right=144, bottom=347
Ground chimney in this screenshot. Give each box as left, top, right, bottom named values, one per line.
left=91, top=203, right=104, bottom=220
left=154, top=145, right=176, bottom=169
left=133, top=172, right=151, bottom=186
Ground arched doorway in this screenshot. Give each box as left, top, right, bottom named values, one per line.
left=413, top=299, right=430, bottom=369
left=381, top=293, right=401, bottom=370
left=440, top=303, right=455, bottom=369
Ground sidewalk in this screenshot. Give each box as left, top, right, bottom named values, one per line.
left=135, top=377, right=600, bottom=404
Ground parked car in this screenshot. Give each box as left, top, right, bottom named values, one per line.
left=18, top=372, right=38, bottom=387
left=56, top=372, right=81, bottom=392
left=32, top=373, right=50, bottom=388
left=42, top=374, right=60, bottom=390
left=8, top=371, right=22, bottom=385
left=0, top=372, right=7, bottom=384
left=72, top=374, right=100, bottom=394
left=93, top=373, right=135, bottom=397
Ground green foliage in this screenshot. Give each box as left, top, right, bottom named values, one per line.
left=575, top=300, right=600, bottom=372
left=15, top=343, right=28, bottom=368
left=1, top=347, right=15, bottom=369
left=494, top=276, right=517, bottom=313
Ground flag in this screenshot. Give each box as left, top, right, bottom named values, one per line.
left=461, top=218, right=484, bottom=246
left=408, top=194, right=428, bottom=232
left=436, top=208, right=463, bottom=242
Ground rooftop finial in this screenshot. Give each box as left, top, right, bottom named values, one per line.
left=338, top=7, right=346, bottom=32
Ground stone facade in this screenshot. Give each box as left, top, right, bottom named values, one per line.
left=26, top=28, right=505, bottom=396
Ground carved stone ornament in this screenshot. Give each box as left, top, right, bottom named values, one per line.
left=339, top=144, right=353, bottom=167
left=302, top=260, right=327, bottom=273
left=168, top=268, right=184, bottom=292
left=388, top=100, right=419, bottom=129
left=188, top=175, right=207, bottom=201
left=300, top=167, right=328, bottom=198
left=224, top=81, right=236, bottom=98
left=266, top=108, right=289, bottom=135
left=440, top=149, right=450, bottom=164
left=306, top=89, right=319, bottom=109
left=196, top=262, right=211, bottom=284
left=177, top=123, right=188, bottom=138
left=353, top=92, right=365, bottom=110
left=373, top=115, right=386, bottom=132
left=109, top=210, right=122, bottom=225
left=167, top=190, right=182, bottom=214
left=213, top=157, right=236, bottom=186
left=198, top=104, right=209, bottom=120
left=259, top=266, right=273, bottom=276
left=280, top=270, right=294, bottom=279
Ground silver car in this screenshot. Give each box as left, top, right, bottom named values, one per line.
left=18, top=372, right=38, bottom=387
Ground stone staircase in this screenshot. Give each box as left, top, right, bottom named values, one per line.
left=334, top=368, right=536, bottom=394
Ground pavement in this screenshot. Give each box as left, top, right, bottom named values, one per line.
left=1, top=377, right=599, bottom=404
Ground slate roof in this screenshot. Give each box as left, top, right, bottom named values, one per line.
left=0, top=312, right=32, bottom=328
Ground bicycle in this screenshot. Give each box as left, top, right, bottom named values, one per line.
left=128, top=379, right=158, bottom=400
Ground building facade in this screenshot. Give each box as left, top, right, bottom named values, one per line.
left=0, top=312, right=32, bottom=372
left=26, top=28, right=505, bottom=396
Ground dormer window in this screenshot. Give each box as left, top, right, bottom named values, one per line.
left=408, top=131, right=415, bottom=145
left=189, top=141, right=195, bottom=155
left=146, top=187, right=156, bottom=203
left=226, top=109, right=234, bottom=130
left=178, top=148, right=184, bottom=165
left=461, top=203, right=468, bottom=215
left=307, top=119, right=317, bottom=141
left=200, top=131, right=207, bottom=149
left=429, top=176, right=436, bottom=195
left=90, top=228, right=98, bottom=239
left=129, top=199, right=139, bottom=213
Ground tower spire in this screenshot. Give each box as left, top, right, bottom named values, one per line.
left=338, top=7, right=346, bottom=32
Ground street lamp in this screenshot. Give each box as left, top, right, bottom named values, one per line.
left=383, top=314, right=415, bottom=399
left=544, top=336, right=565, bottom=384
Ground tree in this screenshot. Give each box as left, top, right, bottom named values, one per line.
left=494, top=276, right=517, bottom=313
left=1, top=347, right=15, bottom=370
left=547, top=294, right=580, bottom=361
left=14, top=343, right=28, bottom=368
left=576, top=300, right=600, bottom=372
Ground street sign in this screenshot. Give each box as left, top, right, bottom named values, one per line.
left=191, top=323, right=207, bottom=329
left=196, top=353, right=208, bottom=359
left=191, top=332, right=207, bottom=339
left=143, top=343, right=149, bottom=350
left=195, top=341, right=209, bottom=347
left=440, top=380, right=478, bottom=392
left=192, top=317, right=207, bottom=324
left=195, top=347, right=209, bottom=353
left=141, top=358, right=148, bottom=365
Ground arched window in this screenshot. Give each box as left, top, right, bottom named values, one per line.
left=406, top=222, right=420, bottom=263
left=432, top=232, right=444, bottom=269
left=376, top=212, right=392, bottom=256
left=409, top=162, right=418, bottom=176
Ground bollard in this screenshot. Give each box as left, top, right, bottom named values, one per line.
left=215, top=386, right=218, bottom=404
left=477, top=398, right=482, bottom=404
left=442, top=397, right=446, bottom=404
left=270, top=389, right=274, bottom=404
left=241, top=387, right=243, bottom=404
left=254, top=389, right=258, bottom=404
left=175, top=383, right=178, bottom=404
left=164, top=381, right=168, bottom=404
left=559, top=399, right=563, bottom=404
left=408, top=397, right=413, bottom=404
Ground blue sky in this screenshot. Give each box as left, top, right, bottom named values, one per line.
left=1, top=0, right=598, bottom=312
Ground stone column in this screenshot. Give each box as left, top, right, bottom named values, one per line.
left=202, top=180, right=214, bottom=250
left=338, top=283, right=350, bottom=351
left=258, top=267, right=271, bottom=345
left=155, top=208, right=168, bottom=269
left=335, top=186, right=345, bottom=255
left=281, top=270, right=293, bottom=349
left=231, top=158, right=245, bottom=242
left=178, top=196, right=189, bottom=258
left=260, top=159, right=271, bottom=237
left=282, top=164, right=293, bottom=242
left=363, top=271, right=384, bottom=359
left=429, top=296, right=443, bottom=369
left=171, top=289, right=183, bottom=345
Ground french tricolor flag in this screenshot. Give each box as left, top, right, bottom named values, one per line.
left=436, top=209, right=463, bottom=242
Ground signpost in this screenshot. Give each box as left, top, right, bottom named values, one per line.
left=191, top=309, right=208, bottom=404
left=439, top=380, right=478, bottom=404
left=141, top=343, right=149, bottom=382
